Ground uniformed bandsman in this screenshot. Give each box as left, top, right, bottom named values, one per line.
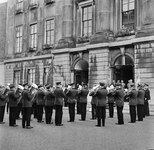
left=78, top=83, right=89, bottom=121
left=44, top=85, right=55, bottom=124
left=144, top=83, right=150, bottom=116
left=66, top=83, right=78, bottom=122
left=137, top=84, right=145, bottom=121
left=127, top=83, right=138, bottom=123
left=54, top=81, right=65, bottom=126
left=22, top=83, right=33, bottom=129
left=113, top=83, right=125, bottom=125
left=36, top=85, right=45, bottom=123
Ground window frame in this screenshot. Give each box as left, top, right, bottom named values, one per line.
left=13, top=70, right=21, bottom=85
left=15, top=25, right=23, bottom=53
left=78, top=0, right=95, bottom=37
left=30, top=23, right=37, bottom=49
left=27, top=68, right=35, bottom=85
left=16, top=0, right=24, bottom=10
left=121, top=0, right=135, bottom=30
left=44, top=18, right=55, bottom=45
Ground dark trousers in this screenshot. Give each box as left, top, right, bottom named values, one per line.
left=9, top=107, right=17, bottom=126
left=117, top=106, right=124, bottom=124
left=32, top=103, right=37, bottom=118
left=0, top=106, right=5, bottom=122
left=91, top=104, right=96, bottom=119
left=37, top=105, right=44, bottom=121
left=97, top=106, right=106, bottom=126
left=129, top=105, right=136, bottom=123
left=137, top=104, right=144, bottom=121
left=77, top=102, right=81, bottom=114
left=68, top=103, right=75, bottom=122
left=45, top=106, right=54, bottom=123
left=80, top=103, right=87, bottom=120
left=108, top=103, right=114, bottom=118
left=16, top=103, right=22, bottom=119
left=22, top=107, right=32, bottom=127
left=55, top=105, right=63, bottom=125
left=144, top=101, right=150, bottom=116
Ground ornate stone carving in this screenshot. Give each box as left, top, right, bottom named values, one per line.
left=116, top=25, right=135, bottom=37
left=77, top=35, right=90, bottom=44
left=90, top=30, right=114, bottom=44
left=56, top=37, right=76, bottom=49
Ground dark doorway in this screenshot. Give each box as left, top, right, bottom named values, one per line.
left=113, top=55, right=134, bottom=87
left=74, top=59, right=89, bottom=87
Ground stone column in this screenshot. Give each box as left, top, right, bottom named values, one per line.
left=96, top=0, right=110, bottom=32
left=120, top=47, right=125, bottom=65
left=62, top=0, right=73, bottom=38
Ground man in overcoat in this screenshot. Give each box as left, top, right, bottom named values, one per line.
left=44, top=85, right=55, bottom=124
left=137, top=84, right=145, bottom=121
left=22, top=83, right=33, bottom=129
left=54, top=81, right=65, bottom=126
left=78, top=83, right=89, bottom=121
left=94, top=82, right=108, bottom=127
left=113, top=83, right=125, bottom=125
left=36, top=85, right=45, bottom=123
left=8, top=84, right=20, bottom=127
left=66, top=83, right=78, bottom=122
left=127, top=83, right=138, bottom=123
left=144, top=83, right=150, bottom=116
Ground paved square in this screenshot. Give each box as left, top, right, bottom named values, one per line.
left=0, top=109, right=154, bottom=150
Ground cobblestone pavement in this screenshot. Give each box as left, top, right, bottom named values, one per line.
left=0, top=108, right=154, bottom=150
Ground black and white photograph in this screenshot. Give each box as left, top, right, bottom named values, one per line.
left=0, top=0, right=154, bottom=150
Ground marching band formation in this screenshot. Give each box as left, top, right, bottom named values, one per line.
left=0, top=80, right=151, bottom=129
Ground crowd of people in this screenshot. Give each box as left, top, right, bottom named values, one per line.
left=0, top=79, right=151, bottom=129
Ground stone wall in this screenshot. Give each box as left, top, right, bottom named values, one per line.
left=134, top=41, right=154, bottom=104
left=89, top=48, right=110, bottom=88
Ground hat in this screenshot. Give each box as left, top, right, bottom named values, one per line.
left=99, top=82, right=105, bottom=87
left=38, top=85, right=43, bottom=88
left=130, top=83, right=135, bottom=87
left=116, top=83, right=122, bottom=86
left=70, top=83, right=74, bottom=86
left=56, top=81, right=61, bottom=85
left=82, top=82, right=86, bottom=86
left=9, top=84, right=15, bottom=88
left=144, top=83, right=149, bottom=86
left=18, top=85, right=24, bottom=90
left=23, top=83, right=28, bottom=87
left=31, top=83, right=38, bottom=89
left=46, top=85, right=51, bottom=89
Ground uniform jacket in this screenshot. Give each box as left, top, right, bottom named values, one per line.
left=145, top=89, right=150, bottom=101
left=113, top=88, right=124, bottom=107
left=66, top=88, right=78, bottom=103
left=94, top=87, right=108, bottom=106
left=137, top=89, right=145, bottom=105
left=107, top=91, right=114, bottom=103
left=54, top=87, right=65, bottom=105
left=89, top=90, right=97, bottom=105
left=22, top=89, right=32, bottom=107
left=0, top=93, right=7, bottom=106
left=45, top=90, right=55, bottom=106
left=8, top=90, right=20, bottom=107
left=78, top=88, right=89, bottom=103
left=36, top=89, right=45, bottom=105
left=127, top=89, right=138, bottom=106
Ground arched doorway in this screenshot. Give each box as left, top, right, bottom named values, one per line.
left=113, top=55, right=134, bottom=87
left=74, top=59, right=89, bottom=86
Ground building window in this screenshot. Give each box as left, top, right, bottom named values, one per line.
left=16, top=26, right=22, bottom=53
left=45, top=19, right=54, bottom=45
left=27, top=68, right=35, bottom=85
left=14, top=70, right=21, bottom=85
left=82, top=5, right=92, bottom=36
left=16, top=0, right=23, bottom=10
left=30, top=0, right=37, bottom=5
left=122, top=0, right=135, bottom=30
left=43, top=67, right=49, bottom=85
left=30, top=24, right=37, bottom=48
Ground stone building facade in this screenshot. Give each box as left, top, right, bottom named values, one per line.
left=0, top=2, right=7, bottom=86
left=4, top=0, right=154, bottom=103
